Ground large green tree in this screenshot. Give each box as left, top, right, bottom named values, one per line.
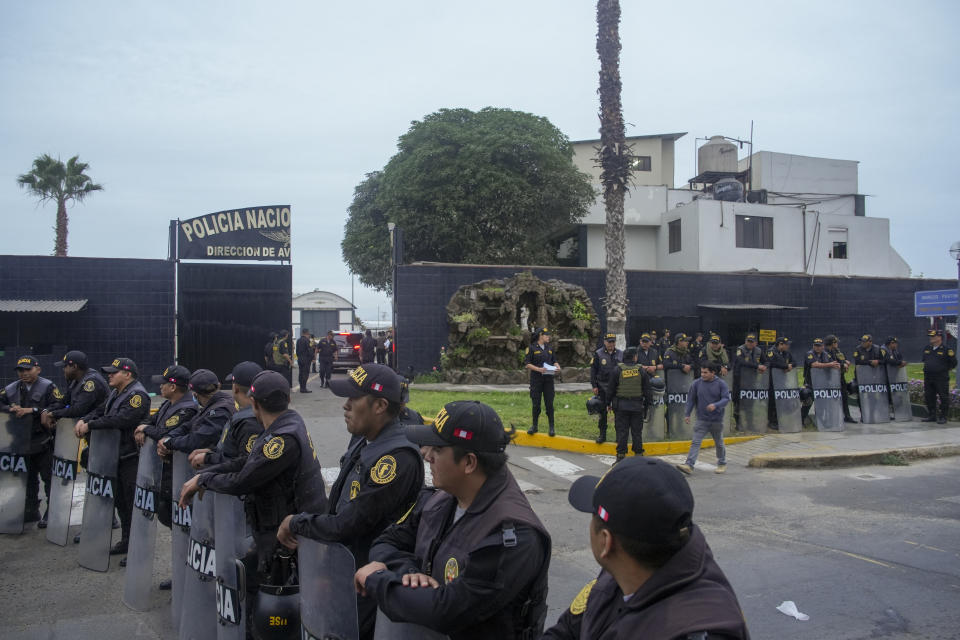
left=17, top=154, right=103, bottom=257
left=342, top=108, right=595, bottom=291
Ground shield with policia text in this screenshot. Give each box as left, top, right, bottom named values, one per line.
left=122, top=436, right=164, bottom=611
left=771, top=369, right=803, bottom=433
left=78, top=427, right=121, bottom=572
left=720, top=371, right=735, bottom=435
left=856, top=365, right=890, bottom=424
left=171, top=452, right=194, bottom=628
left=180, top=489, right=217, bottom=640
left=665, top=370, right=694, bottom=439
left=737, top=368, right=769, bottom=433
left=810, top=368, right=844, bottom=431
left=886, top=365, right=913, bottom=422
left=215, top=491, right=250, bottom=640
left=374, top=609, right=450, bottom=640
left=0, top=415, right=31, bottom=535
left=644, top=373, right=666, bottom=440
left=298, top=537, right=359, bottom=640
left=46, top=418, right=79, bottom=545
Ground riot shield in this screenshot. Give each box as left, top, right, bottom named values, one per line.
left=122, top=436, right=164, bottom=611
left=810, top=368, right=844, bottom=432
left=737, top=368, right=769, bottom=433
left=298, top=537, right=359, bottom=640
left=46, top=418, right=79, bottom=545
left=0, top=415, right=32, bottom=535
left=887, top=365, right=913, bottom=422
left=644, top=373, right=666, bottom=441
left=78, top=427, right=121, bottom=572
left=374, top=609, right=449, bottom=640
left=179, top=489, right=217, bottom=640
left=171, top=452, right=194, bottom=629
left=720, top=372, right=735, bottom=436
left=771, top=369, right=803, bottom=433
left=856, top=365, right=890, bottom=425
left=665, top=370, right=693, bottom=439
left=214, top=491, right=247, bottom=640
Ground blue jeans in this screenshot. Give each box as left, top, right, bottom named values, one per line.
left=685, top=420, right=726, bottom=467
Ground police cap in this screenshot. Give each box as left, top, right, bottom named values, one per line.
left=640, top=333, right=652, bottom=341
left=152, top=365, right=191, bottom=387
left=225, top=361, right=262, bottom=388
left=603, top=333, right=616, bottom=342
left=55, top=350, right=87, bottom=369
left=407, top=401, right=509, bottom=453
left=15, top=355, right=40, bottom=370
left=709, top=335, right=721, bottom=344
left=189, top=369, right=220, bottom=393
left=860, top=334, right=872, bottom=343
left=885, top=336, right=898, bottom=345
left=928, top=329, right=942, bottom=337
left=328, top=363, right=402, bottom=403
left=248, top=370, right=290, bottom=401
left=102, top=358, right=138, bottom=377
left=812, top=338, right=824, bottom=346
left=745, top=333, right=757, bottom=342
left=776, top=336, right=791, bottom=345
left=674, top=333, right=689, bottom=343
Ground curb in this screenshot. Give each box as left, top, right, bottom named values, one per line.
left=748, top=443, right=960, bottom=469
left=512, top=432, right=762, bottom=456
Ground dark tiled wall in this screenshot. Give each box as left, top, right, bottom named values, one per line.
left=0, top=255, right=174, bottom=392
left=396, top=263, right=955, bottom=375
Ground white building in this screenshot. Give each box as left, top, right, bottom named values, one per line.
left=292, top=290, right=356, bottom=337
left=572, top=134, right=910, bottom=278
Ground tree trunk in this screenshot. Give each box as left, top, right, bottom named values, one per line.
left=597, top=0, right=629, bottom=348
left=55, top=198, right=68, bottom=256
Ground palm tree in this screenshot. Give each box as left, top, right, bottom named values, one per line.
left=596, top=0, right=630, bottom=347
left=17, top=154, right=103, bottom=257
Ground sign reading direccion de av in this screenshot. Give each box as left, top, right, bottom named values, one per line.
left=758, top=329, right=776, bottom=343
left=914, top=289, right=959, bottom=317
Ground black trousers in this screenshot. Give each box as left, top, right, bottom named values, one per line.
left=924, top=372, right=950, bottom=419
left=530, top=377, right=555, bottom=427
left=297, top=358, right=311, bottom=390
left=157, top=461, right=173, bottom=529
left=614, top=409, right=644, bottom=455
left=114, top=455, right=138, bottom=542
left=596, top=387, right=609, bottom=436
left=25, top=442, right=53, bottom=513
left=318, top=358, right=333, bottom=383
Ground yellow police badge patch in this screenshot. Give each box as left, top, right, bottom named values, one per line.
left=165, top=415, right=180, bottom=427
left=350, top=480, right=361, bottom=500
left=83, top=380, right=96, bottom=392
left=444, top=557, right=459, bottom=583
left=245, top=434, right=257, bottom=453
left=370, top=455, right=397, bottom=485
left=569, top=579, right=596, bottom=615
left=601, top=358, right=607, bottom=366
left=263, top=437, right=284, bottom=460
left=53, top=388, right=64, bottom=400
left=130, top=395, right=143, bottom=408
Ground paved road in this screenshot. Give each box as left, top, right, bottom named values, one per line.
left=2, top=376, right=958, bottom=639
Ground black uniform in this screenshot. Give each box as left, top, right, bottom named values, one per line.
left=525, top=341, right=558, bottom=432
left=361, top=334, right=377, bottom=364
left=606, top=362, right=652, bottom=457
left=82, top=380, right=151, bottom=544
left=884, top=346, right=905, bottom=367
left=733, top=343, right=764, bottom=426
left=367, top=466, right=551, bottom=640
left=202, top=405, right=262, bottom=467
left=635, top=345, right=661, bottom=371
left=765, top=347, right=795, bottom=427
left=199, top=409, right=327, bottom=581
left=0, top=377, right=64, bottom=518
left=922, top=342, right=957, bottom=421
left=590, top=346, right=623, bottom=441
left=141, top=395, right=199, bottom=528
left=163, top=390, right=235, bottom=453
left=699, top=345, right=731, bottom=373
left=289, top=420, right=424, bottom=638
left=825, top=346, right=854, bottom=421
left=662, top=346, right=696, bottom=373
left=296, top=334, right=314, bottom=392
left=47, top=370, right=108, bottom=422
left=853, top=344, right=886, bottom=368
left=802, top=349, right=831, bottom=423
left=316, top=336, right=337, bottom=387
left=270, top=335, right=293, bottom=386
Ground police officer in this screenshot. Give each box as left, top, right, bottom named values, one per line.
left=733, top=333, right=766, bottom=428
left=178, top=370, right=327, bottom=587
left=189, top=361, right=263, bottom=468
left=765, top=337, right=795, bottom=430
left=853, top=334, right=885, bottom=368
left=699, top=334, right=730, bottom=375
left=0, top=355, right=64, bottom=526
left=277, top=363, right=424, bottom=640
left=316, top=330, right=338, bottom=388
left=543, top=458, right=749, bottom=639
left=355, top=401, right=552, bottom=640
left=296, top=329, right=314, bottom=393
left=802, top=338, right=835, bottom=425
left=606, top=347, right=652, bottom=462
left=271, top=330, right=294, bottom=387
left=656, top=329, right=672, bottom=356
left=44, top=350, right=108, bottom=429
left=921, top=329, right=956, bottom=424
left=75, top=358, right=151, bottom=555
left=590, top=333, right=623, bottom=444
left=824, top=335, right=856, bottom=423
left=690, top=332, right=706, bottom=366
left=525, top=328, right=559, bottom=436
left=884, top=337, right=906, bottom=368
left=157, top=369, right=235, bottom=457
left=635, top=333, right=662, bottom=376
left=662, top=332, right=696, bottom=374
left=360, top=329, right=377, bottom=364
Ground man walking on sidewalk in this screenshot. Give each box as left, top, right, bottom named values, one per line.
left=677, top=362, right=731, bottom=475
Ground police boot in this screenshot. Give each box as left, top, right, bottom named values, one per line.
left=548, top=422, right=555, bottom=437
left=526, top=422, right=538, bottom=435
left=595, top=430, right=606, bottom=444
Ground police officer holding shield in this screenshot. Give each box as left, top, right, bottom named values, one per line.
left=824, top=335, right=856, bottom=423
left=189, top=361, right=263, bottom=468
left=0, top=355, right=64, bottom=527
left=157, top=369, right=235, bottom=457
left=765, top=337, right=794, bottom=429
left=635, top=333, right=661, bottom=375
left=802, top=338, right=834, bottom=425
left=525, top=328, right=559, bottom=437
left=922, top=329, right=957, bottom=424
left=43, top=350, right=108, bottom=431
left=662, top=333, right=696, bottom=374
left=590, top=333, right=622, bottom=444
left=853, top=334, right=885, bottom=368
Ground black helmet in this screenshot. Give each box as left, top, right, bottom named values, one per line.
left=846, top=380, right=858, bottom=396
left=250, top=585, right=300, bottom=640
left=799, top=387, right=813, bottom=403
left=648, top=376, right=666, bottom=393
left=586, top=395, right=604, bottom=415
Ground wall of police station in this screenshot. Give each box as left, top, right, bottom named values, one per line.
left=0, top=255, right=174, bottom=390
left=395, top=262, right=953, bottom=376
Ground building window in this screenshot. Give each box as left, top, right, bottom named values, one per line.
left=668, top=219, right=681, bottom=253
left=735, top=215, right=773, bottom=249
left=831, top=241, right=848, bottom=259
left=630, top=155, right=652, bottom=171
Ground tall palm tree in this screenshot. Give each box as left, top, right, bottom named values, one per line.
left=17, top=154, right=103, bottom=257
left=596, top=0, right=630, bottom=347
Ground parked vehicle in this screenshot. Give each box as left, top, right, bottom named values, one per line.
left=332, top=331, right=363, bottom=372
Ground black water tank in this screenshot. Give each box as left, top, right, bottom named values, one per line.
left=714, top=178, right=744, bottom=202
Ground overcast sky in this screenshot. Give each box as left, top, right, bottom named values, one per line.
left=2, top=1, right=958, bottom=322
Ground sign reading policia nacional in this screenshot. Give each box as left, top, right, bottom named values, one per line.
left=176, top=205, right=291, bottom=260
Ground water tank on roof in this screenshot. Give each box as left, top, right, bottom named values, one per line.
left=698, top=135, right=738, bottom=173
left=714, top=177, right=744, bottom=202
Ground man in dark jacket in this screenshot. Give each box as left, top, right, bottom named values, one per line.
left=189, top=361, right=263, bottom=468
left=296, top=329, right=314, bottom=393
left=606, top=347, right=652, bottom=462
left=355, top=401, right=552, bottom=640
left=590, top=333, right=622, bottom=444
left=157, top=369, right=235, bottom=457
left=316, top=330, right=338, bottom=388
left=543, top=457, right=750, bottom=640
